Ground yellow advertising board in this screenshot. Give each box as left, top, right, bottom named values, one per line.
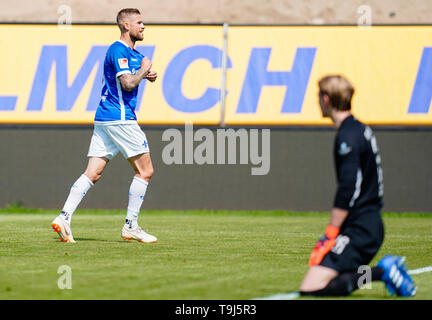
left=0, top=25, right=431, bottom=125
left=0, top=25, right=224, bottom=125
left=226, top=26, right=432, bottom=125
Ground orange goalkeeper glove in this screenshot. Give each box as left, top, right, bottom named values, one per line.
left=308, top=225, right=340, bottom=267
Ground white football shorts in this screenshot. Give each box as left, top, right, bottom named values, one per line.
left=87, top=122, right=150, bottom=160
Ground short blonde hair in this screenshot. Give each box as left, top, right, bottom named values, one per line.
left=116, top=8, right=141, bottom=31
left=318, top=75, right=355, bottom=111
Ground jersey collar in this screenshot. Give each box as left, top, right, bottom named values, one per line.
left=339, top=115, right=354, bottom=131
left=117, top=40, right=132, bottom=49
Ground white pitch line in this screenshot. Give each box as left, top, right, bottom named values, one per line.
left=251, top=291, right=300, bottom=300
left=408, top=266, right=432, bottom=275
left=252, top=266, right=432, bottom=300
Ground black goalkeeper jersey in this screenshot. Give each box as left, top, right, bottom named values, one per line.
left=333, top=115, right=383, bottom=216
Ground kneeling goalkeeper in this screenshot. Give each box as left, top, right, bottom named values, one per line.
left=299, top=75, right=416, bottom=297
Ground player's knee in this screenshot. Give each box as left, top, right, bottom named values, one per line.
left=137, top=167, right=154, bottom=182
left=144, top=167, right=154, bottom=181
left=299, top=277, right=314, bottom=292
left=92, top=174, right=102, bottom=184
left=299, top=281, right=319, bottom=293
left=299, top=266, right=337, bottom=292
left=84, top=171, right=102, bottom=184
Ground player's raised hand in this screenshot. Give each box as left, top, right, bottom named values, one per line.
left=146, top=71, right=157, bottom=82
left=141, top=57, right=152, bottom=75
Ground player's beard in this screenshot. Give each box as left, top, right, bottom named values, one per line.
left=131, top=30, right=144, bottom=42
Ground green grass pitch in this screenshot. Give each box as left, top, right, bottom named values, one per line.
left=0, top=209, right=431, bottom=300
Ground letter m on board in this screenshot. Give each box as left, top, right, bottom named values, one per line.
left=408, top=47, right=432, bottom=114
left=26, top=45, right=107, bottom=111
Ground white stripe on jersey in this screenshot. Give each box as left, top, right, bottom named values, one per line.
left=349, top=168, right=363, bottom=207
left=116, top=77, right=126, bottom=121
left=116, top=70, right=131, bottom=78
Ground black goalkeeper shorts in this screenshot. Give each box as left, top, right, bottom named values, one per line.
left=319, top=210, right=384, bottom=273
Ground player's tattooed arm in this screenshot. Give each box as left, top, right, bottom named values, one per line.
left=119, top=57, right=153, bottom=91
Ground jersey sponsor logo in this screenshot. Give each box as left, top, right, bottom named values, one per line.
left=118, top=58, right=129, bottom=69
left=338, top=142, right=352, bottom=155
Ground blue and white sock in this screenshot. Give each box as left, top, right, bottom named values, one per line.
left=61, top=174, right=94, bottom=223
left=125, top=176, right=148, bottom=229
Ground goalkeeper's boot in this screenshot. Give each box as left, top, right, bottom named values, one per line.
left=377, top=255, right=416, bottom=297
left=51, top=215, right=76, bottom=243
left=394, top=256, right=417, bottom=297
left=121, top=226, right=157, bottom=243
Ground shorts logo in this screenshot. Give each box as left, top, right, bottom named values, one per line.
left=118, top=58, right=129, bottom=69
left=331, top=235, right=350, bottom=255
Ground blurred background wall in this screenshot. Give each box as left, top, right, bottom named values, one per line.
left=1, top=0, right=431, bottom=24
left=1, top=127, right=431, bottom=212
left=0, top=1, right=431, bottom=213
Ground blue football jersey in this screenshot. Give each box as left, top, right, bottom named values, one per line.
left=95, top=40, right=144, bottom=123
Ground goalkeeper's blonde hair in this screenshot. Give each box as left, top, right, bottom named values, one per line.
left=318, top=75, right=355, bottom=111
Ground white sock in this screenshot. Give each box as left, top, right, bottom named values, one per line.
left=61, top=174, right=94, bottom=223
left=125, top=176, right=148, bottom=229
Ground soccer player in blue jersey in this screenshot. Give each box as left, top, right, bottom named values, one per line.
left=51, top=8, right=158, bottom=243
